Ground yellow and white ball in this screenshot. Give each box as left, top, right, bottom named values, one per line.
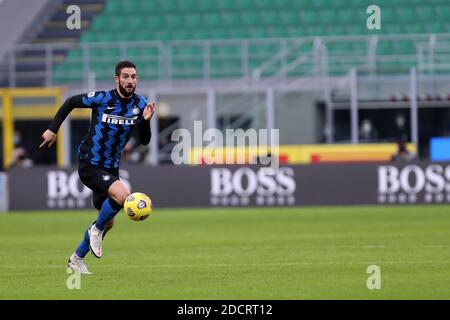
left=124, top=192, right=153, bottom=221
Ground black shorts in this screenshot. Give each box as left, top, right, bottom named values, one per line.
left=78, top=159, right=120, bottom=211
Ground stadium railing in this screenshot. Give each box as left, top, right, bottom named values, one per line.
left=2, top=33, right=450, bottom=88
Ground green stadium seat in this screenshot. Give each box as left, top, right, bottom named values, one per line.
left=172, top=46, right=203, bottom=57
left=184, top=13, right=204, bottom=28
left=210, top=29, right=231, bottom=39
left=272, top=0, right=290, bottom=9
left=332, top=0, right=352, bottom=7
left=248, top=27, right=267, bottom=39
left=141, top=0, right=161, bottom=13
left=326, top=25, right=347, bottom=36
left=210, top=60, right=242, bottom=78
left=90, top=62, right=112, bottom=80
left=267, top=26, right=288, bottom=38
left=380, top=8, right=397, bottom=23
left=122, top=1, right=140, bottom=13
left=164, top=14, right=185, bottom=29
left=327, top=42, right=353, bottom=53
left=337, top=9, right=355, bottom=24
left=261, top=11, right=280, bottom=26
left=153, top=30, right=172, bottom=41
left=104, top=0, right=122, bottom=13
left=384, top=24, right=405, bottom=34
left=424, top=21, right=445, bottom=33
left=234, top=0, right=255, bottom=10
left=128, top=31, right=150, bottom=41
left=172, top=60, right=203, bottom=79
left=301, top=11, right=317, bottom=24
left=90, top=15, right=108, bottom=31
left=159, top=0, right=178, bottom=12
left=214, top=0, right=237, bottom=10
left=89, top=48, right=103, bottom=57
left=377, top=60, right=412, bottom=74
left=251, top=43, right=279, bottom=53
left=107, top=16, right=123, bottom=30
left=392, top=42, right=415, bottom=54
left=96, top=33, right=115, bottom=43
left=203, top=12, right=222, bottom=28
left=344, top=24, right=368, bottom=35
left=435, top=5, right=450, bottom=20
left=145, top=15, right=165, bottom=29
left=254, top=0, right=273, bottom=9
left=67, top=48, right=83, bottom=60
left=306, top=25, right=327, bottom=36
left=177, top=0, right=197, bottom=13
left=352, top=42, right=368, bottom=52
left=294, top=0, right=314, bottom=8
left=376, top=42, right=393, bottom=55
left=287, top=26, right=308, bottom=38
left=170, top=29, right=193, bottom=40
left=241, top=12, right=260, bottom=26
left=396, top=7, right=416, bottom=22
left=79, top=32, right=97, bottom=43
left=211, top=45, right=241, bottom=58
left=190, top=29, right=210, bottom=40
left=230, top=28, right=250, bottom=39
left=313, top=0, right=333, bottom=7
left=280, top=11, right=298, bottom=25
left=126, top=47, right=147, bottom=60
left=318, top=9, right=337, bottom=23
left=407, top=24, right=426, bottom=34
left=127, top=15, right=146, bottom=30
left=416, top=7, right=435, bottom=21
left=195, top=0, right=216, bottom=11
left=221, top=12, right=241, bottom=26
left=139, top=65, right=160, bottom=80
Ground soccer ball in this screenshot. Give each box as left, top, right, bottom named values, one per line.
left=124, top=192, right=153, bottom=221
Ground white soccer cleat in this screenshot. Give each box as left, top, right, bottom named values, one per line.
left=88, top=224, right=104, bottom=258
left=67, top=253, right=93, bottom=275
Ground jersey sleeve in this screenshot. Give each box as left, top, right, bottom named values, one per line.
left=136, top=95, right=151, bottom=145
left=137, top=116, right=151, bottom=145
left=48, top=91, right=106, bottom=133
left=80, top=91, right=106, bottom=107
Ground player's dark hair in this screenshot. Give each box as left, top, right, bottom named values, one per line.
left=115, top=60, right=136, bottom=76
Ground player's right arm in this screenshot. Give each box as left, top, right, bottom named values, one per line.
left=39, top=91, right=104, bottom=148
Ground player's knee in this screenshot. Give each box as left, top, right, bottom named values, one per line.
left=120, top=189, right=130, bottom=204
left=116, top=190, right=130, bottom=206
left=108, top=181, right=130, bottom=206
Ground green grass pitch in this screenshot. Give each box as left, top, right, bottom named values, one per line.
left=1, top=205, right=450, bottom=299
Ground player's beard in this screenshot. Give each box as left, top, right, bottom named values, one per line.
left=118, top=82, right=135, bottom=98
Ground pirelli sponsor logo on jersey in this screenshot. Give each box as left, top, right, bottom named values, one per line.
left=101, top=114, right=138, bottom=125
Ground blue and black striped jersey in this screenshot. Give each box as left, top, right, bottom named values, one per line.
left=49, top=89, right=151, bottom=169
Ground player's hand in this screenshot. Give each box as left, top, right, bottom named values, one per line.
left=143, top=102, right=156, bottom=120
left=39, top=129, right=57, bottom=148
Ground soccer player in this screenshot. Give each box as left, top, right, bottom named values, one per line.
left=40, top=61, right=156, bottom=274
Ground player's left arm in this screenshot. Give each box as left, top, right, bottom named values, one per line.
left=137, top=102, right=156, bottom=145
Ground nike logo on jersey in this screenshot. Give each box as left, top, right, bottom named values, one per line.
left=106, top=106, right=115, bottom=110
